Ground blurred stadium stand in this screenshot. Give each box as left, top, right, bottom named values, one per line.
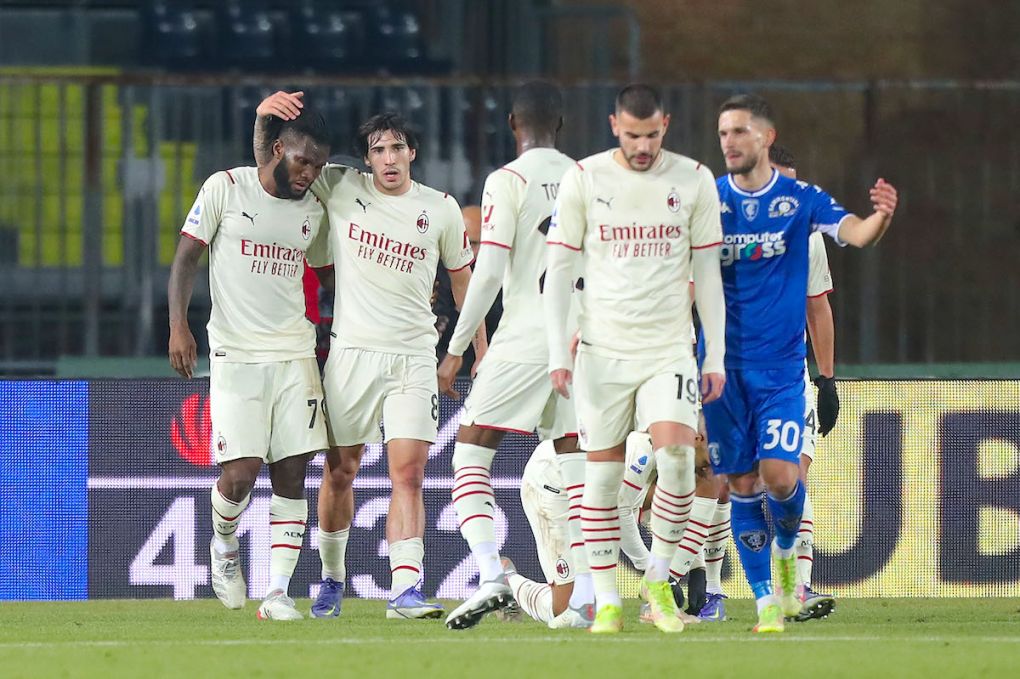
left=0, top=1, right=1017, bottom=375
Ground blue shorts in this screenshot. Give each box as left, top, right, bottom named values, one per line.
left=703, top=366, right=806, bottom=475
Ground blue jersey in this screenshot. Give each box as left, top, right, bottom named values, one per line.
left=716, top=170, right=847, bottom=369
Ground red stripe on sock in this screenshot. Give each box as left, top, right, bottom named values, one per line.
left=650, top=531, right=681, bottom=545
left=458, top=514, right=493, bottom=528
left=451, top=489, right=495, bottom=503
left=678, top=544, right=700, bottom=556
left=269, top=520, right=306, bottom=526
left=705, top=557, right=725, bottom=563
left=654, top=487, right=693, bottom=502
left=392, top=565, right=421, bottom=574
left=584, top=537, right=620, bottom=543
left=797, top=556, right=814, bottom=562
left=213, top=508, right=243, bottom=522
left=270, top=544, right=302, bottom=550
left=583, top=526, right=621, bottom=532
left=566, top=484, right=584, bottom=491
left=622, top=480, right=641, bottom=491
left=580, top=505, right=617, bottom=511
left=579, top=515, right=619, bottom=522
left=590, top=564, right=617, bottom=571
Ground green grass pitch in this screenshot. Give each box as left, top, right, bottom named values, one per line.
left=2, top=598, right=1018, bottom=678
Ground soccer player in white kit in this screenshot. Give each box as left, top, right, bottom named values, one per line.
left=543, top=84, right=728, bottom=634
left=770, top=145, right=838, bottom=621
left=254, top=94, right=478, bottom=620
left=435, top=82, right=593, bottom=630
left=168, top=111, right=332, bottom=620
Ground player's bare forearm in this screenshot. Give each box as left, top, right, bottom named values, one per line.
left=253, top=115, right=273, bottom=168
left=837, top=178, right=897, bottom=247
left=167, top=237, right=205, bottom=378
left=168, top=237, right=205, bottom=328
left=806, top=294, right=835, bottom=377
left=449, top=267, right=472, bottom=311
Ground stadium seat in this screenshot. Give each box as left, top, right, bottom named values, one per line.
left=215, top=0, right=280, bottom=71
left=289, top=1, right=369, bottom=73
left=142, top=1, right=204, bottom=70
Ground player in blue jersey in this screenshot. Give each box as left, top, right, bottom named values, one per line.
left=708, top=94, right=897, bottom=633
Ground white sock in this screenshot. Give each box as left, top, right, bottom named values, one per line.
left=389, top=537, right=425, bottom=596
left=796, top=492, right=815, bottom=586
left=581, top=460, right=624, bottom=610
left=451, top=444, right=500, bottom=579
left=705, top=500, right=731, bottom=595
left=756, top=593, right=777, bottom=613
left=507, top=573, right=554, bottom=623
left=645, top=445, right=695, bottom=583
left=269, top=494, right=307, bottom=596
left=211, top=485, right=249, bottom=554
left=667, top=495, right=717, bottom=579
left=557, top=451, right=594, bottom=610
left=318, top=527, right=349, bottom=582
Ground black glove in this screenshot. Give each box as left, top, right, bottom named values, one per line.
left=813, top=375, right=839, bottom=436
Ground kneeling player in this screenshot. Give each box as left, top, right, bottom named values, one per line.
left=499, top=440, right=593, bottom=628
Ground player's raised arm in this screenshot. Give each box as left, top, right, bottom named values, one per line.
left=689, top=167, right=726, bottom=403
left=834, top=178, right=898, bottom=247
left=253, top=91, right=305, bottom=167
left=543, top=164, right=585, bottom=397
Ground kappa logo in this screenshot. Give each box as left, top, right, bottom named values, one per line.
left=738, top=529, right=769, bottom=553
left=416, top=211, right=429, bottom=234
left=667, top=190, right=681, bottom=213
left=741, top=199, right=759, bottom=221
left=355, top=198, right=371, bottom=213
left=720, top=203, right=733, bottom=214
left=301, top=217, right=312, bottom=240
left=768, top=195, right=800, bottom=218
left=242, top=211, right=257, bottom=226
left=555, top=558, right=571, bottom=579
left=708, top=442, right=721, bottom=468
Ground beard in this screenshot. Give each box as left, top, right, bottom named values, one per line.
left=273, top=161, right=303, bottom=199
left=726, top=153, right=758, bottom=176
left=623, top=149, right=658, bottom=171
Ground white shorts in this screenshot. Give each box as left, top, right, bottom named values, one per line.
left=801, top=369, right=818, bottom=461
left=462, top=359, right=576, bottom=440
left=210, top=358, right=327, bottom=465
left=573, top=350, right=701, bottom=452
left=520, top=451, right=573, bottom=585
left=322, top=347, right=438, bottom=446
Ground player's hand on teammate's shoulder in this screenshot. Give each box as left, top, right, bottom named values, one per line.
left=700, top=372, right=725, bottom=404
left=256, top=91, right=304, bottom=121
left=550, top=368, right=572, bottom=399
left=438, top=353, right=463, bottom=399
left=168, top=325, right=198, bottom=379
left=869, top=178, right=898, bottom=218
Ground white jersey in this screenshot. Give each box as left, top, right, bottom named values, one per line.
left=807, top=232, right=833, bottom=297
left=548, top=149, right=722, bottom=360
left=480, top=148, right=576, bottom=365
left=310, top=165, right=474, bottom=358
left=181, top=166, right=328, bottom=363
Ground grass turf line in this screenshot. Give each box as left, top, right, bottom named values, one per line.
left=1, top=598, right=1018, bottom=678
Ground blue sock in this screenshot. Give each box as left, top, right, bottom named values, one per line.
left=767, top=481, right=806, bottom=551
left=730, top=491, right=772, bottom=599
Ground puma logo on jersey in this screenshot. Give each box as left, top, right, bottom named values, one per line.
left=242, top=211, right=257, bottom=226
left=355, top=198, right=371, bottom=213
left=595, top=196, right=614, bottom=209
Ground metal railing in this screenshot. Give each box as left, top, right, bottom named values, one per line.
left=1, top=74, right=1018, bottom=373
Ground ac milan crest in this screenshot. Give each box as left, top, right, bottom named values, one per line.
left=667, top=190, right=681, bottom=213
left=301, top=217, right=312, bottom=240
left=416, top=211, right=429, bottom=234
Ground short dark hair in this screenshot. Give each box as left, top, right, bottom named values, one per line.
left=718, top=93, right=774, bottom=124
left=615, top=83, right=663, bottom=119
left=355, top=112, right=419, bottom=158
left=769, top=144, right=795, bottom=169
left=271, top=107, right=330, bottom=148
left=512, top=80, right=563, bottom=132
